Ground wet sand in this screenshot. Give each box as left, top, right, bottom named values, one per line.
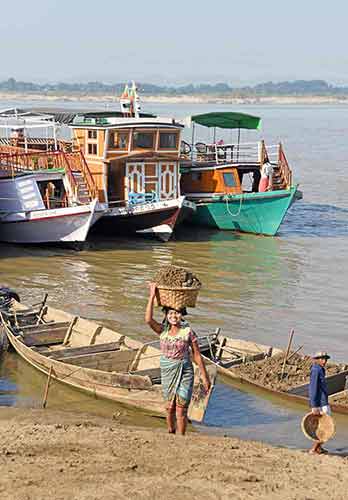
left=1, top=407, right=347, bottom=500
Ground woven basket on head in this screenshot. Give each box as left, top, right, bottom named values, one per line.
left=155, top=284, right=201, bottom=309
left=301, top=412, right=335, bottom=443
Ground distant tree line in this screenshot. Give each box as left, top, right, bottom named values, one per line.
left=0, top=78, right=348, bottom=96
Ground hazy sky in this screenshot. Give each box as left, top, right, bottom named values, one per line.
left=1, top=0, right=348, bottom=85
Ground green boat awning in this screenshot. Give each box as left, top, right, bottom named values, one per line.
left=191, top=112, right=261, bottom=130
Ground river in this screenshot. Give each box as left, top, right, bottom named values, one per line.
left=1, top=99, right=348, bottom=452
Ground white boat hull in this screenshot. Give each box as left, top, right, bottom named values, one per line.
left=0, top=200, right=104, bottom=244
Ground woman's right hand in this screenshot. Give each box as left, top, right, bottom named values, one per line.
left=149, top=282, right=157, bottom=298
left=203, top=378, right=211, bottom=394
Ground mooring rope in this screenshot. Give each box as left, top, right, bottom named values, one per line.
left=224, top=194, right=243, bottom=217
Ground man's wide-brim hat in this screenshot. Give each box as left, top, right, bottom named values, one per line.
left=313, top=351, right=330, bottom=360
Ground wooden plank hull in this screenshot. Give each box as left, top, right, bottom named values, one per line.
left=203, top=351, right=348, bottom=416
left=4, top=318, right=165, bottom=417
left=2, top=302, right=214, bottom=421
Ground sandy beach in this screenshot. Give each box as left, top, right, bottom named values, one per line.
left=1, top=91, right=348, bottom=106
left=1, top=407, right=347, bottom=500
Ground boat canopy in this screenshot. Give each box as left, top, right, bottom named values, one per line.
left=191, top=112, right=261, bottom=130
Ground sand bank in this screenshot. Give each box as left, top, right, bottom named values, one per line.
left=0, top=407, right=347, bottom=500
left=0, top=92, right=348, bottom=106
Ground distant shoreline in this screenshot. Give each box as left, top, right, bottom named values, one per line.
left=0, top=92, right=348, bottom=105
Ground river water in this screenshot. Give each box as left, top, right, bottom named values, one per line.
left=1, top=99, right=348, bottom=452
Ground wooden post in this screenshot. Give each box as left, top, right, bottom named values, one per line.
left=42, top=366, right=53, bottom=409
left=62, top=316, right=78, bottom=346
left=215, top=335, right=226, bottom=362
left=13, top=310, right=19, bottom=328
left=36, top=293, right=48, bottom=325
left=281, top=329, right=294, bottom=379
left=129, top=345, right=147, bottom=372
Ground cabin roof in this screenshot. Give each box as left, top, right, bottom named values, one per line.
left=24, top=108, right=183, bottom=129
left=0, top=107, right=184, bottom=130
left=191, top=112, right=261, bottom=130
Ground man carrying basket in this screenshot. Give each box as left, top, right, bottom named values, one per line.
left=308, top=351, right=331, bottom=454
left=145, top=283, right=210, bottom=436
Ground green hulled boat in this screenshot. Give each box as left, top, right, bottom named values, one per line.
left=180, top=111, right=301, bottom=236
left=189, top=186, right=298, bottom=236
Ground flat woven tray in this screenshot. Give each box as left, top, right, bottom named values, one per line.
left=301, top=412, right=335, bottom=442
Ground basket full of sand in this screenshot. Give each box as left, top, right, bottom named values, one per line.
left=154, top=266, right=201, bottom=309
left=301, top=412, right=335, bottom=443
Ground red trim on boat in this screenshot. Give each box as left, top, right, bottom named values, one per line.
left=1, top=210, right=90, bottom=224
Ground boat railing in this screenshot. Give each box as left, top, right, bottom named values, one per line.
left=0, top=150, right=98, bottom=202
left=0, top=151, right=79, bottom=201
left=186, top=141, right=279, bottom=165
left=63, top=150, right=98, bottom=200
left=277, top=142, right=292, bottom=188
left=0, top=150, right=64, bottom=174
left=127, top=191, right=158, bottom=205
left=0, top=138, right=73, bottom=153
left=0, top=144, right=43, bottom=154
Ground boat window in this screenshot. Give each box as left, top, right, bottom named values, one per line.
left=87, top=130, right=97, bottom=139
left=159, top=132, right=178, bottom=149
left=109, top=131, right=129, bottom=149
left=223, top=172, right=237, bottom=187
left=133, top=131, right=154, bottom=149
left=192, top=172, right=202, bottom=181
left=87, top=143, right=98, bottom=155
left=37, top=179, right=66, bottom=209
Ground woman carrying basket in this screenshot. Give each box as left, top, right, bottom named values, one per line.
left=145, top=283, right=210, bottom=435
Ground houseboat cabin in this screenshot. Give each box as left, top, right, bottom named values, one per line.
left=70, top=112, right=184, bottom=207
left=181, top=165, right=243, bottom=199
left=180, top=112, right=293, bottom=197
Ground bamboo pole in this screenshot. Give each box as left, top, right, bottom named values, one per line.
left=287, top=345, right=303, bottom=362
left=281, top=329, right=295, bottom=379
left=36, top=293, right=48, bottom=325
left=42, top=366, right=53, bottom=409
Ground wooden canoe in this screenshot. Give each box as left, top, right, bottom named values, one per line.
left=0, top=299, right=216, bottom=421
left=200, top=332, right=348, bottom=415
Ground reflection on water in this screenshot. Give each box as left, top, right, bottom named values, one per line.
left=0, top=229, right=304, bottom=345
left=202, top=383, right=348, bottom=454
left=1, top=102, right=348, bottom=449
left=0, top=351, right=164, bottom=428
left=282, top=201, right=348, bottom=238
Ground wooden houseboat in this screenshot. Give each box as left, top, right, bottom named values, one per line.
left=0, top=109, right=106, bottom=245
left=180, top=112, right=301, bottom=236
left=67, top=109, right=195, bottom=240
left=0, top=150, right=104, bottom=245
left=0, top=104, right=196, bottom=242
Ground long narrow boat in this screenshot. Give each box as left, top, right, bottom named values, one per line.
left=3, top=295, right=347, bottom=417
left=0, top=296, right=217, bottom=421
left=201, top=332, right=348, bottom=415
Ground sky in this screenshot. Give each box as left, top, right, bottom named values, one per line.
left=1, top=0, right=348, bottom=85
